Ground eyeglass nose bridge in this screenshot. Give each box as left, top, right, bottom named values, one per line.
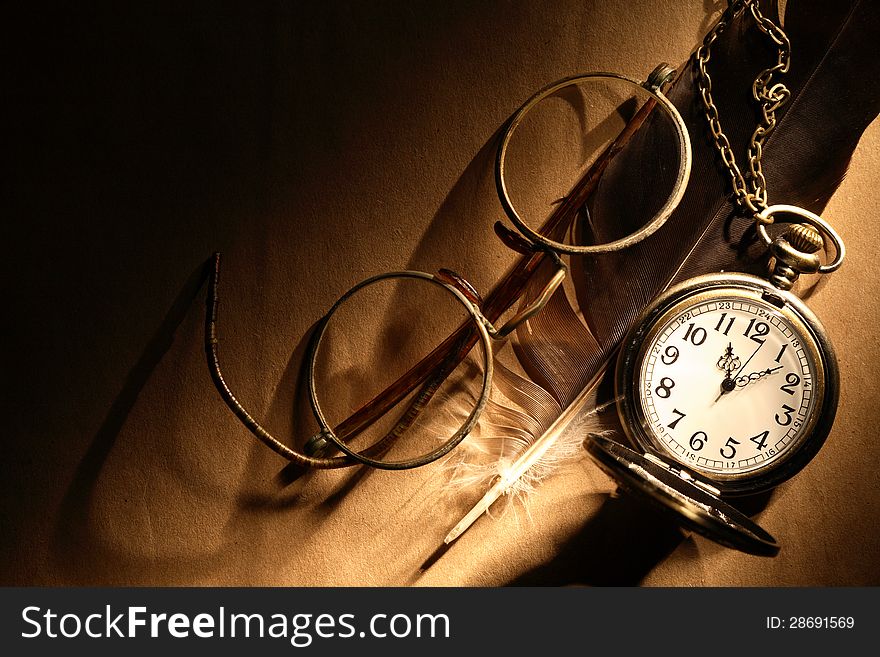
left=472, top=249, right=568, bottom=340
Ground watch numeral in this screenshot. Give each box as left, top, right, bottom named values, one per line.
left=683, top=323, right=707, bottom=345
left=780, top=372, right=801, bottom=395
left=661, top=345, right=679, bottom=365
left=720, top=436, right=740, bottom=459
left=654, top=377, right=675, bottom=398
left=774, top=343, right=788, bottom=363
left=743, top=318, right=770, bottom=344
left=667, top=408, right=686, bottom=429
left=689, top=431, right=707, bottom=451
left=749, top=430, right=769, bottom=451
left=776, top=404, right=796, bottom=426
left=713, top=313, right=735, bottom=335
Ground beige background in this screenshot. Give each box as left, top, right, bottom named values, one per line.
left=3, top=1, right=878, bottom=586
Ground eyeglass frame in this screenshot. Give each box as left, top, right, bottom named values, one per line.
left=206, top=63, right=692, bottom=471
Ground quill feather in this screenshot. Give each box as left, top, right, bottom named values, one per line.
left=439, top=0, right=880, bottom=547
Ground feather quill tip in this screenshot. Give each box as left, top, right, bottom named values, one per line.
left=421, top=477, right=512, bottom=571
left=443, top=477, right=509, bottom=544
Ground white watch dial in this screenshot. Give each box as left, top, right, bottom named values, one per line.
left=638, top=296, right=818, bottom=477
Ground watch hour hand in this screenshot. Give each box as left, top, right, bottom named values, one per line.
left=714, top=343, right=740, bottom=401
left=716, top=342, right=741, bottom=376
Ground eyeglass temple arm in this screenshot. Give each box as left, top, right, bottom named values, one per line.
left=205, top=252, right=354, bottom=469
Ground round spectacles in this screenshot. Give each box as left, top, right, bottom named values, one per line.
left=206, top=64, right=692, bottom=471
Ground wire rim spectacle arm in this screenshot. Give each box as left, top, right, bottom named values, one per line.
left=205, top=252, right=354, bottom=468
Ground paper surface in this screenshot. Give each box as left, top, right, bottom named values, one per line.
left=3, top=0, right=878, bottom=586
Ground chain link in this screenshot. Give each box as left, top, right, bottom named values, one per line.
left=695, top=0, right=792, bottom=217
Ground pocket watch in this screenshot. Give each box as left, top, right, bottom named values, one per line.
left=585, top=207, right=845, bottom=558
left=613, top=209, right=843, bottom=498
left=585, top=1, right=847, bottom=556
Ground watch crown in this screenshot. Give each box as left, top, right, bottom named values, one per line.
left=768, top=223, right=824, bottom=290
left=785, top=223, right=823, bottom=254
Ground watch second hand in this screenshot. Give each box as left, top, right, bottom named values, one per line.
left=735, top=342, right=764, bottom=378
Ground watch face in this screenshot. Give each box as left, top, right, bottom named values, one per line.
left=617, top=274, right=836, bottom=495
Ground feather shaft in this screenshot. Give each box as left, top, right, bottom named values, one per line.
left=443, top=363, right=609, bottom=544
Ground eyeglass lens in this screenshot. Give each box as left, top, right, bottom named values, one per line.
left=502, top=76, right=683, bottom=249
left=309, top=274, right=489, bottom=467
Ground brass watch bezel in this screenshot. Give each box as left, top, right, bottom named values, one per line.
left=615, top=272, right=839, bottom=496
